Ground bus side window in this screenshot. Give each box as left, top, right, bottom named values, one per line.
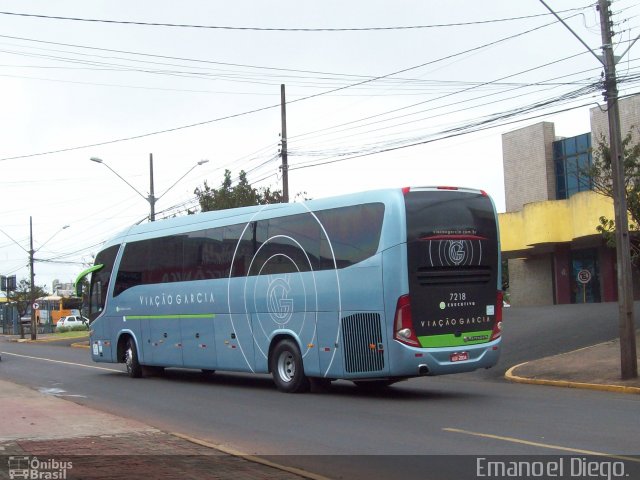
left=317, top=203, right=384, bottom=269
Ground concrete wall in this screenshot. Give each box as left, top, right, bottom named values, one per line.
left=502, top=122, right=557, bottom=212
left=590, top=95, right=640, bottom=145
left=507, top=255, right=554, bottom=306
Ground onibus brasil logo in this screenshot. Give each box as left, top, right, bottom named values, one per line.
left=8, top=456, right=72, bottom=479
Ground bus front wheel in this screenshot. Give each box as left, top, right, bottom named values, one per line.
left=124, top=338, right=142, bottom=378
left=270, top=339, right=310, bottom=393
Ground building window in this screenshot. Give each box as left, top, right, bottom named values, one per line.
left=554, top=133, right=593, bottom=200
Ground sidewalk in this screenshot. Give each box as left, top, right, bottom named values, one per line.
left=506, top=331, right=640, bottom=394
left=0, top=379, right=318, bottom=480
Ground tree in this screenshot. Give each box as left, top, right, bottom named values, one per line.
left=8, top=279, right=48, bottom=317
left=195, top=169, right=305, bottom=212
left=587, top=130, right=640, bottom=264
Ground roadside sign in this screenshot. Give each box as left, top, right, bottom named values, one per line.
left=577, top=269, right=592, bottom=284
left=32, top=302, right=39, bottom=310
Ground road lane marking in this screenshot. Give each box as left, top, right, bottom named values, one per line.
left=444, top=428, right=640, bottom=463
left=1, top=351, right=122, bottom=372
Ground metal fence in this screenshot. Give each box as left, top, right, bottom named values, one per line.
left=0, top=304, right=55, bottom=335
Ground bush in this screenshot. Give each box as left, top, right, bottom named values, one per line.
left=56, top=327, right=70, bottom=333
left=70, top=325, right=89, bottom=332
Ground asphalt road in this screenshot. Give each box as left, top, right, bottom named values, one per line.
left=1, top=303, right=639, bottom=480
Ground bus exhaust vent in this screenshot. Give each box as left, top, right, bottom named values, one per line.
left=341, top=313, right=384, bottom=373
left=417, top=266, right=491, bottom=286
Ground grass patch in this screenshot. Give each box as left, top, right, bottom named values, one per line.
left=53, top=330, right=90, bottom=339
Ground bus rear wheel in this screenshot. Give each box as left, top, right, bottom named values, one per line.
left=270, top=339, right=310, bottom=393
left=124, top=338, right=142, bottom=378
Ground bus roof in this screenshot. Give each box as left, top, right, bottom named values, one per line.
left=101, top=186, right=491, bottom=250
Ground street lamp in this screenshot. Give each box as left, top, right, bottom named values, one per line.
left=90, top=154, right=209, bottom=221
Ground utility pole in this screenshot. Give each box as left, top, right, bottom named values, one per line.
left=149, top=153, right=156, bottom=221
left=539, top=0, right=637, bottom=378
left=29, top=216, right=36, bottom=341
left=280, top=84, right=289, bottom=203
left=598, top=0, right=637, bottom=379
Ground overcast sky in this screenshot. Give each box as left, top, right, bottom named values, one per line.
left=1, top=0, right=639, bottom=293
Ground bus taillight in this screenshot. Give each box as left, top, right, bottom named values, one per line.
left=491, top=291, right=503, bottom=341
left=393, top=295, right=420, bottom=347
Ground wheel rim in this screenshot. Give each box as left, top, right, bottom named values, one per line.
left=277, top=350, right=295, bottom=383
left=125, top=346, right=133, bottom=372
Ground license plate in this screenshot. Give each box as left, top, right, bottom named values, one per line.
left=450, top=352, right=469, bottom=362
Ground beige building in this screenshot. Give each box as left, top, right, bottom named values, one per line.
left=500, top=94, right=640, bottom=306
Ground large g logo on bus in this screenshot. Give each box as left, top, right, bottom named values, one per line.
left=267, top=276, right=294, bottom=325
left=448, top=240, right=466, bottom=265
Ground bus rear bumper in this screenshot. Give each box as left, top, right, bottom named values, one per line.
left=393, top=338, right=501, bottom=377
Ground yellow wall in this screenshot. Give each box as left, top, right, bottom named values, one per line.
left=499, top=191, right=615, bottom=253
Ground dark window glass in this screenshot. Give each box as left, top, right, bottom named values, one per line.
left=112, top=203, right=385, bottom=293
left=405, top=192, right=496, bottom=242
left=556, top=157, right=567, bottom=200
left=554, top=134, right=593, bottom=200
left=576, top=133, right=591, bottom=153
left=146, top=236, right=184, bottom=283
left=114, top=236, right=184, bottom=296
left=553, top=141, right=564, bottom=159
left=183, top=227, right=228, bottom=280
left=89, top=245, right=119, bottom=320
left=577, top=153, right=592, bottom=191
left=317, top=203, right=385, bottom=269
left=566, top=157, right=579, bottom=196
left=253, top=214, right=321, bottom=275
left=224, top=224, right=253, bottom=277
left=113, top=241, right=147, bottom=297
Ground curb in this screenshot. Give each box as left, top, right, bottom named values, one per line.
left=505, top=363, right=640, bottom=395
left=71, top=341, right=90, bottom=349
left=35, top=335, right=90, bottom=343
left=5, top=335, right=90, bottom=344
left=170, top=432, right=331, bottom=480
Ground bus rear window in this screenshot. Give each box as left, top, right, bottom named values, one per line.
left=405, top=190, right=497, bottom=243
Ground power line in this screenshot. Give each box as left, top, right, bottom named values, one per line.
left=0, top=15, right=571, bottom=163
left=288, top=101, right=600, bottom=173
left=287, top=80, right=615, bottom=171
left=289, top=51, right=592, bottom=143
left=0, top=8, right=589, bottom=31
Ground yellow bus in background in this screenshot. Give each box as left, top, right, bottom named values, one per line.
left=35, top=295, right=83, bottom=325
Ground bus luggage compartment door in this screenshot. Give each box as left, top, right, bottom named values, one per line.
left=181, top=315, right=216, bottom=369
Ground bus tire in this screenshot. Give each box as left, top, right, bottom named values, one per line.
left=270, top=339, right=310, bottom=393
left=124, top=337, right=143, bottom=378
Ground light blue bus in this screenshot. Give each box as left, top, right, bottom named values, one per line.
left=79, top=186, right=502, bottom=393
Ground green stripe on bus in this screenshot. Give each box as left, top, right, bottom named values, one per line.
left=418, top=330, right=493, bottom=348
left=126, top=314, right=216, bottom=320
